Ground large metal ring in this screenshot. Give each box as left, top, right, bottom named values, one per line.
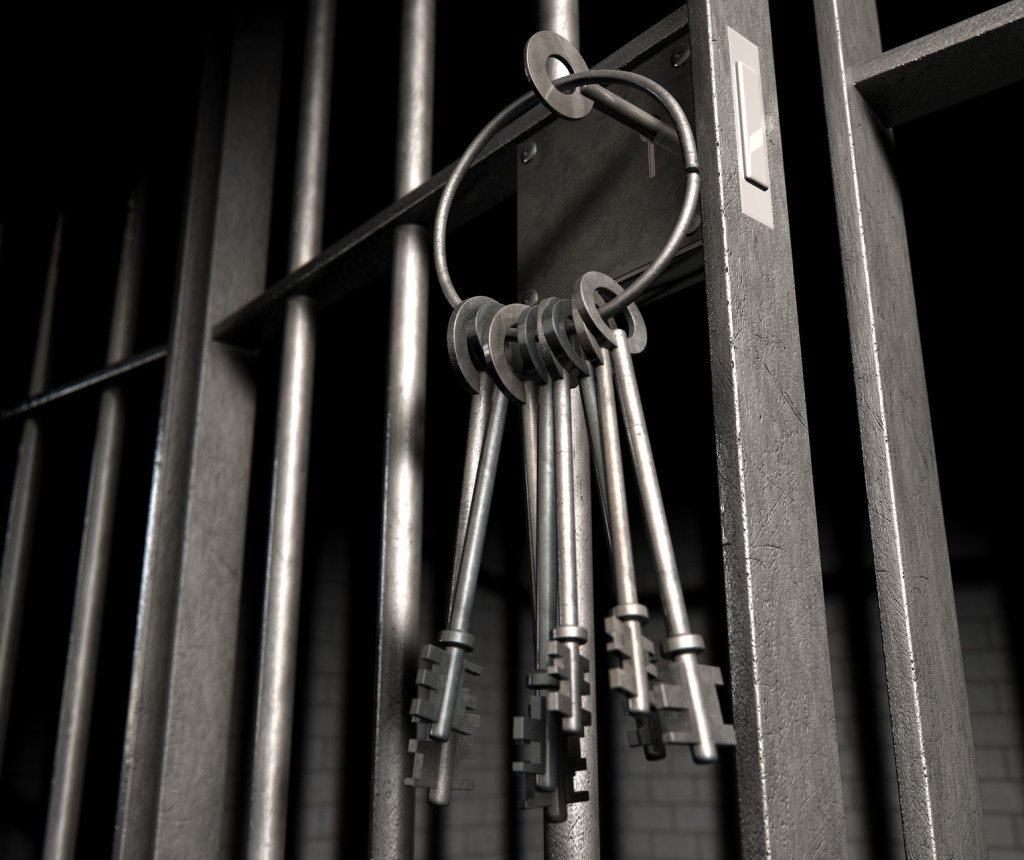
left=573, top=271, right=647, bottom=354
left=484, top=303, right=529, bottom=404
left=523, top=31, right=593, bottom=120
left=434, top=64, right=700, bottom=314
left=447, top=296, right=502, bottom=393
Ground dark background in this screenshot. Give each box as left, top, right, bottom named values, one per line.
left=0, top=1, right=1018, bottom=857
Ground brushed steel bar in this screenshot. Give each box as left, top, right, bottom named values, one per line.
left=813, top=0, right=985, bottom=854
left=688, top=0, right=847, bottom=852
left=0, top=215, right=61, bottom=773
left=369, top=0, right=435, bottom=855
left=114, top=8, right=282, bottom=856
left=43, top=192, right=143, bottom=860
left=545, top=388, right=599, bottom=859
left=249, top=0, right=334, bottom=856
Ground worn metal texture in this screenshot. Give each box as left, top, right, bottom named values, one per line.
left=213, top=9, right=691, bottom=348
left=0, top=216, right=61, bottom=773
left=813, top=0, right=985, bottom=855
left=113, top=7, right=282, bottom=857
left=688, top=0, right=848, bottom=855
left=369, top=0, right=435, bottom=855
left=545, top=390, right=599, bottom=859
left=852, top=0, right=1024, bottom=127
left=248, top=0, right=333, bottom=856
left=43, top=193, right=143, bottom=860
left=516, top=33, right=698, bottom=303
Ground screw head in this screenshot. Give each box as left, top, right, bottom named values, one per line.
left=520, top=141, right=537, bottom=164
left=671, top=46, right=690, bottom=68
left=523, top=289, right=539, bottom=306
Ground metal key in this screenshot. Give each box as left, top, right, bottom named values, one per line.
left=511, top=300, right=587, bottom=821
left=537, top=298, right=591, bottom=738
left=575, top=272, right=735, bottom=762
left=573, top=291, right=658, bottom=722
left=407, top=297, right=502, bottom=803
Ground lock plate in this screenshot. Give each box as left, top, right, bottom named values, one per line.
left=517, top=37, right=703, bottom=302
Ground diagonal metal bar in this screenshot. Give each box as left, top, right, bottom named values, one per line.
left=851, top=0, right=1024, bottom=127
left=0, top=345, right=167, bottom=423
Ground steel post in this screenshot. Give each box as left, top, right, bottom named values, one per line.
left=813, top=0, right=985, bottom=853
left=369, top=0, right=435, bottom=855
left=43, top=193, right=143, bottom=860
left=114, top=8, right=283, bottom=856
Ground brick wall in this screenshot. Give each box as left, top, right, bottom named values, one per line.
left=289, top=553, right=1022, bottom=859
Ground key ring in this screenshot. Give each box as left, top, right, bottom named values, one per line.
left=434, top=42, right=700, bottom=318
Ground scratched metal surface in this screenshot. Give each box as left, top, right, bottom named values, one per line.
left=813, top=0, right=986, bottom=856
left=689, top=0, right=848, bottom=855
left=112, top=9, right=283, bottom=857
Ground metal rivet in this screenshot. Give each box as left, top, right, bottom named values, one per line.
left=521, top=141, right=537, bottom=164
left=671, top=46, right=691, bottom=68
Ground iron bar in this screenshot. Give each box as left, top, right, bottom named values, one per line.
left=43, top=192, right=143, bottom=860
left=249, top=0, right=334, bottom=856
left=813, top=0, right=985, bottom=853
left=0, top=215, right=61, bottom=773
left=369, top=0, right=435, bottom=855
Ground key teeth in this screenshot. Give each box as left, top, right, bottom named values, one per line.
left=641, top=658, right=736, bottom=751
left=513, top=694, right=589, bottom=822
left=604, top=615, right=657, bottom=701
left=405, top=731, right=477, bottom=801
left=545, top=640, right=592, bottom=732
left=409, top=643, right=482, bottom=736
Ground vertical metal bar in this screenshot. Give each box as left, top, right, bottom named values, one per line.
left=249, top=0, right=334, bottom=857
left=369, top=0, right=435, bottom=855
left=114, top=8, right=283, bottom=857
left=545, top=389, right=599, bottom=859
left=0, top=215, right=61, bottom=772
left=687, top=0, right=847, bottom=853
left=812, top=0, right=984, bottom=854
left=43, top=193, right=143, bottom=860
